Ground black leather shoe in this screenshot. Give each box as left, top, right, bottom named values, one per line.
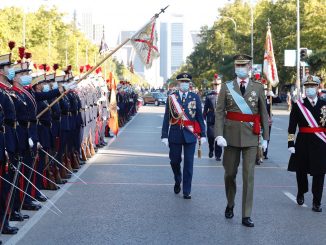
left=312, top=203, right=322, bottom=212
left=22, top=202, right=42, bottom=211
left=183, top=194, right=191, bottom=199
left=22, top=214, right=30, bottom=219
left=296, top=193, right=304, bottom=205
left=242, top=217, right=254, bottom=227
left=215, top=157, right=221, bottom=161
left=174, top=183, right=181, bottom=194
left=9, top=211, right=24, bottom=222
left=36, top=195, right=47, bottom=202
left=225, top=206, right=234, bottom=219
left=209, top=152, right=213, bottom=158
left=2, top=225, right=18, bottom=234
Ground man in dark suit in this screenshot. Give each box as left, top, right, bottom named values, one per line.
left=288, top=75, right=326, bottom=212
left=161, top=73, right=206, bottom=199
left=203, top=74, right=222, bottom=161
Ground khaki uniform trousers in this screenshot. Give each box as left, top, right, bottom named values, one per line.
left=223, top=145, right=256, bottom=218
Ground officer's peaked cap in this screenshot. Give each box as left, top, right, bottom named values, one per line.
left=176, top=73, right=192, bottom=82
left=303, top=75, right=320, bottom=86
left=233, top=54, right=252, bottom=64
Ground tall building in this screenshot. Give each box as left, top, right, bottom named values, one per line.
left=115, top=30, right=162, bottom=87
left=93, top=24, right=103, bottom=44
left=160, top=14, right=189, bottom=82
left=81, top=12, right=93, bottom=41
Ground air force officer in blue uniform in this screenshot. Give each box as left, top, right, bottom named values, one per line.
left=161, top=73, right=206, bottom=199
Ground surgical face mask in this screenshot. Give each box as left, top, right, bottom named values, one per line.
left=180, top=82, right=190, bottom=92
left=235, top=67, right=249, bottom=79
left=52, top=82, right=58, bottom=89
left=42, top=84, right=50, bottom=92
left=6, top=68, right=15, bottom=81
left=19, top=75, right=32, bottom=86
left=305, top=87, right=317, bottom=98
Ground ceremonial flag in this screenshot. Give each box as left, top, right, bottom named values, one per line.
left=130, top=19, right=159, bottom=69
left=108, top=79, right=119, bottom=136
left=263, top=27, right=279, bottom=87
left=99, top=27, right=109, bottom=55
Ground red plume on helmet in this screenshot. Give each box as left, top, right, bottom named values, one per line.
left=8, top=41, right=16, bottom=51
left=53, top=64, right=59, bottom=71
left=42, top=64, right=47, bottom=72
left=18, top=47, right=25, bottom=60
left=46, top=65, right=50, bottom=72
left=85, top=64, right=91, bottom=72
left=25, top=52, right=32, bottom=59
left=95, top=67, right=102, bottom=74
left=254, top=73, right=261, bottom=80
left=33, top=63, right=38, bottom=69
left=38, top=64, right=44, bottom=70
left=79, top=66, right=84, bottom=73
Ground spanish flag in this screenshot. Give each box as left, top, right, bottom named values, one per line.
left=108, top=79, right=119, bottom=136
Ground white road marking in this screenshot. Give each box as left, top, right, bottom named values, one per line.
left=272, top=126, right=284, bottom=131
left=5, top=112, right=139, bottom=245
left=283, top=191, right=308, bottom=208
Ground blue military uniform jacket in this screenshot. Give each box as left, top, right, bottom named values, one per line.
left=203, top=91, right=218, bottom=138
left=0, top=88, right=18, bottom=153
left=161, top=91, right=206, bottom=144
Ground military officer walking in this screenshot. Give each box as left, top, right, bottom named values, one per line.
left=215, top=54, right=269, bottom=227
left=288, top=75, right=326, bottom=212
left=161, top=73, right=206, bottom=199
left=203, top=74, right=222, bottom=161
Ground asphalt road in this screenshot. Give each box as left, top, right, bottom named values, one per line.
left=2, top=105, right=326, bottom=245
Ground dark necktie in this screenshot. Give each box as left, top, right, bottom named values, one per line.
left=240, top=80, right=246, bottom=96
left=182, top=93, right=186, bottom=105
left=312, top=101, right=315, bottom=107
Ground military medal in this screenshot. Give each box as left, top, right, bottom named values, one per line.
left=320, top=106, right=326, bottom=126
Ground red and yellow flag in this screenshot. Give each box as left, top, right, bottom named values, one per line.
left=263, top=26, right=279, bottom=87
left=108, top=79, right=119, bottom=136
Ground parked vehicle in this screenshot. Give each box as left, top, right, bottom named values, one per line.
left=142, top=92, right=167, bottom=106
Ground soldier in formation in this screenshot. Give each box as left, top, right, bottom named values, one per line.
left=0, top=41, right=139, bottom=239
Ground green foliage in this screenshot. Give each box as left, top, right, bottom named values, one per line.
left=0, top=6, right=147, bottom=86
left=177, top=0, right=326, bottom=89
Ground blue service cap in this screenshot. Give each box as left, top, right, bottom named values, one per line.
left=176, top=73, right=192, bottom=82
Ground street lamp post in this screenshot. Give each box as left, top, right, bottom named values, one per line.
left=250, top=1, right=254, bottom=63
left=296, top=0, right=301, bottom=99
left=219, top=16, right=237, bottom=51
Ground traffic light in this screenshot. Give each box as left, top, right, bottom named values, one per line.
left=300, top=48, right=308, bottom=61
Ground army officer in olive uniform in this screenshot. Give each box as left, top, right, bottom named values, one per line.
left=215, top=54, right=269, bottom=227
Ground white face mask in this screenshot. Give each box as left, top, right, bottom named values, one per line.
left=306, top=87, right=317, bottom=98
left=235, top=67, right=249, bottom=79
left=180, top=82, right=189, bottom=92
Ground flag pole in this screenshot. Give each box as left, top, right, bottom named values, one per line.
left=36, top=6, right=169, bottom=119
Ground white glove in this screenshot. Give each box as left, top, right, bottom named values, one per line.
left=200, top=137, right=206, bottom=144
left=215, top=136, right=227, bottom=147
left=262, top=140, right=268, bottom=152
left=28, top=138, right=34, bottom=148
left=37, top=142, right=43, bottom=149
left=117, top=106, right=120, bottom=111
left=161, top=138, right=168, bottom=147
left=288, top=147, right=295, bottom=154
left=103, top=116, right=107, bottom=121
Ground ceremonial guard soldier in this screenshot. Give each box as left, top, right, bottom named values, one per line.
left=203, top=74, right=222, bottom=161
left=161, top=73, right=206, bottom=199
left=288, top=75, right=326, bottom=212
left=0, top=57, right=19, bottom=234
left=215, top=54, right=269, bottom=227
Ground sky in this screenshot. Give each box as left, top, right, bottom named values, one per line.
left=1, top=0, right=231, bottom=46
